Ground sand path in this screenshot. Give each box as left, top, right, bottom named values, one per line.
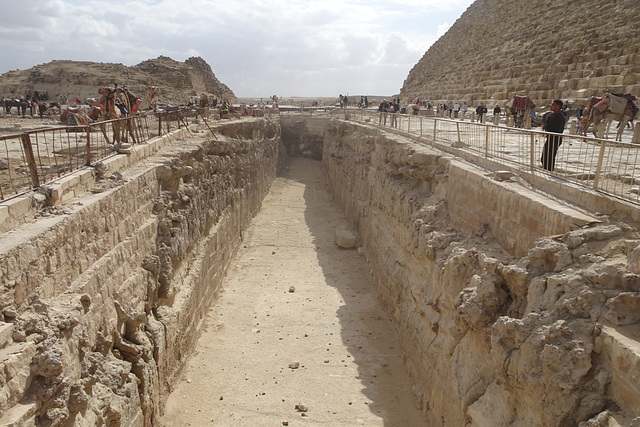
left=160, top=157, right=426, bottom=426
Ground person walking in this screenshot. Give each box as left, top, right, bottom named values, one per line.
left=540, top=99, right=566, bottom=171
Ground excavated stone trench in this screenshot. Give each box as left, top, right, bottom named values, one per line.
left=1, top=116, right=640, bottom=426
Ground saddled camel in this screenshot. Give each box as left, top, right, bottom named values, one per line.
left=96, top=85, right=139, bottom=144
left=581, top=94, right=638, bottom=141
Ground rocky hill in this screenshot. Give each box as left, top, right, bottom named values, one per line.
left=0, top=56, right=237, bottom=105
left=400, top=0, right=640, bottom=107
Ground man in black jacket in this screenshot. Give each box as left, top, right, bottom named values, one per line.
left=476, top=103, right=487, bottom=122
left=378, top=99, right=388, bottom=125
left=540, top=99, right=566, bottom=171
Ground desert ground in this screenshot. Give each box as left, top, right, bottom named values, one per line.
left=159, top=157, right=427, bottom=426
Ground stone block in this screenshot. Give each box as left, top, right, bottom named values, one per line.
left=79, top=170, right=94, bottom=186
left=0, top=323, right=13, bottom=349
left=494, top=170, right=514, bottom=181
left=7, top=196, right=32, bottom=219
left=0, top=401, right=36, bottom=427
left=59, top=190, right=76, bottom=205
left=335, top=228, right=357, bottom=249
left=0, top=342, right=36, bottom=409
left=602, top=326, right=640, bottom=417
left=0, top=205, right=8, bottom=225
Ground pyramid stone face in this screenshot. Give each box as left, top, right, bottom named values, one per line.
left=400, top=0, right=640, bottom=107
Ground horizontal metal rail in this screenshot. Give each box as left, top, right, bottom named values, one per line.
left=332, top=109, right=640, bottom=206
left=1, top=109, right=187, bottom=201
left=0, top=106, right=282, bottom=201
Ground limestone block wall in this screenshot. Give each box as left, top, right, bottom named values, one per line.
left=0, top=119, right=279, bottom=426
left=321, top=119, right=640, bottom=425
left=280, top=116, right=329, bottom=160
left=400, top=0, right=640, bottom=107
left=446, top=163, right=597, bottom=257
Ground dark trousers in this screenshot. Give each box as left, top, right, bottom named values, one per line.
left=541, top=135, right=563, bottom=171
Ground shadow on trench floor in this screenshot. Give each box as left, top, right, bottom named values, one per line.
left=160, top=156, right=427, bottom=426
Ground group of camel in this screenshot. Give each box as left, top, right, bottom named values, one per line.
left=1, top=97, right=60, bottom=118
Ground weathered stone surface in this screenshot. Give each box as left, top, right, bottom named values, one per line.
left=280, top=116, right=328, bottom=160
left=320, top=118, right=640, bottom=425
left=335, top=228, right=357, bottom=248
left=0, top=56, right=237, bottom=106
left=0, top=119, right=279, bottom=425
left=400, top=0, right=640, bottom=108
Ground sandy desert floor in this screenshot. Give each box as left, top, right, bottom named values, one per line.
left=159, top=157, right=427, bottom=427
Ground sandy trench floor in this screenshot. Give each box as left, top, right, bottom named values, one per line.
left=159, top=157, right=427, bottom=426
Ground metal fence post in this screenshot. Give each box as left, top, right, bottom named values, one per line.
left=593, top=140, right=607, bottom=190
left=433, top=119, right=437, bottom=142
left=485, top=125, right=490, bottom=158
left=20, top=133, right=40, bottom=188
left=86, top=126, right=92, bottom=166
left=530, top=133, right=535, bottom=168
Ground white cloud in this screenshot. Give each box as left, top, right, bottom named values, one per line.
left=0, top=0, right=475, bottom=97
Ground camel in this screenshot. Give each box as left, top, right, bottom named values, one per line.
left=38, top=102, right=60, bottom=118
left=145, top=86, right=159, bottom=112
left=581, top=93, right=638, bottom=141
left=96, top=85, right=138, bottom=144
left=199, top=92, right=210, bottom=109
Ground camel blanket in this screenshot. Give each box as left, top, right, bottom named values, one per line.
left=592, top=96, right=610, bottom=112
left=604, top=93, right=627, bottom=115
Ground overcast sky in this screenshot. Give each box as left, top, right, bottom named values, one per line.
left=0, top=0, right=474, bottom=98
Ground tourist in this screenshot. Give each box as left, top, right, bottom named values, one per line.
left=388, top=102, right=396, bottom=127
left=453, top=102, right=460, bottom=118
left=378, top=99, right=388, bottom=125
left=540, top=99, right=566, bottom=171
left=493, top=105, right=501, bottom=116
left=461, top=102, right=468, bottom=118
left=575, top=104, right=585, bottom=133
left=392, top=99, right=400, bottom=127
left=476, top=103, right=487, bottom=122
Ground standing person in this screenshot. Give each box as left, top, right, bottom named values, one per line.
left=453, top=102, right=460, bottom=118
left=461, top=102, right=468, bottom=118
left=493, top=104, right=501, bottom=124
left=388, top=102, right=396, bottom=127
left=378, top=99, right=388, bottom=125
left=541, top=100, right=566, bottom=171
left=576, top=104, right=585, bottom=134
left=476, top=103, right=487, bottom=122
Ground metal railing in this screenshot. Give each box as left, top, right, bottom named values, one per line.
left=0, top=106, right=284, bottom=201
left=0, top=108, right=199, bottom=201
left=332, top=109, right=640, bottom=205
